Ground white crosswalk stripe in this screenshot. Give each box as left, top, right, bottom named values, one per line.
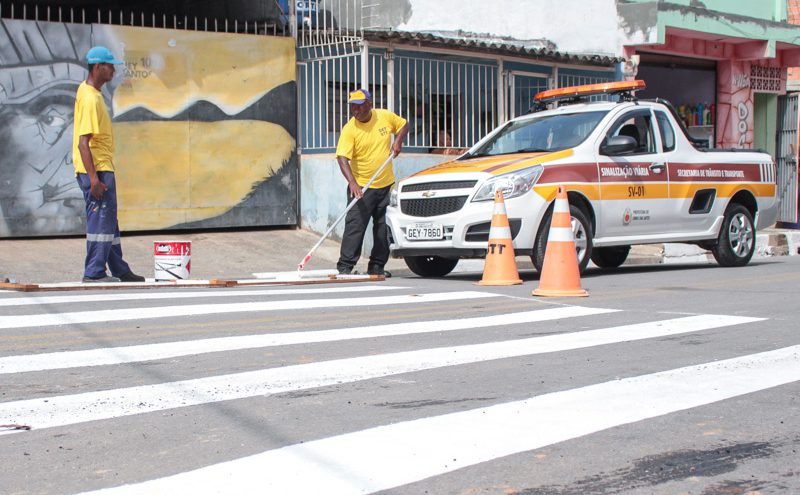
left=0, top=313, right=763, bottom=432
left=0, top=285, right=795, bottom=495
left=0, top=284, right=404, bottom=307
left=0, top=290, right=495, bottom=329
left=77, top=345, right=800, bottom=495
left=0, top=305, right=616, bottom=373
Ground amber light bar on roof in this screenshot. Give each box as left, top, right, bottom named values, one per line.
left=535, top=80, right=647, bottom=102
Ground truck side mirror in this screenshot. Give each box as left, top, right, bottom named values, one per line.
left=600, top=135, right=637, bottom=156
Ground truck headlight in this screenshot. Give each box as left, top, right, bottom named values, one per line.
left=390, top=186, right=398, bottom=207
left=471, top=165, right=543, bottom=202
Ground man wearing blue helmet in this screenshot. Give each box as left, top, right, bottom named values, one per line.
left=72, top=46, right=144, bottom=283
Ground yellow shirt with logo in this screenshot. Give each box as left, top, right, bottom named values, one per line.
left=336, top=109, right=407, bottom=189
left=72, top=82, right=116, bottom=174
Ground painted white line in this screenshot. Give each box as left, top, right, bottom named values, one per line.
left=0, top=306, right=617, bottom=374
left=0, top=291, right=495, bottom=330
left=252, top=269, right=337, bottom=279
left=0, top=285, right=404, bottom=307
left=80, top=344, right=799, bottom=495
left=0, top=314, right=762, bottom=433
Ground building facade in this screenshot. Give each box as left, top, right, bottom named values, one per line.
left=1, top=0, right=799, bottom=239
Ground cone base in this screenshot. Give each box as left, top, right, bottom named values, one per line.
left=478, top=278, right=523, bottom=286
left=532, top=287, right=588, bottom=297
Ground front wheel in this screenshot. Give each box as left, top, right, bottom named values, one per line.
left=590, top=246, right=630, bottom=269
left=531, top=204, right=593, bottom=273
left=710, top=204, right=755, bottom=267
left=404, top=255, right=459, bottom=277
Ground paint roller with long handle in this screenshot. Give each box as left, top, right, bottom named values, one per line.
left=297, top=152, right=395, bottom=271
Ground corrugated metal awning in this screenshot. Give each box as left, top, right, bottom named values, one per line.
left=364, top=30, right=622, bottom=67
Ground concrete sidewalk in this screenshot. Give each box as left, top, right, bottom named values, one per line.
left=624, top=227, right=800, bottom=266
left=0, top=228, right=366, bottom=285
left=1, top=227, right=798, bottom=285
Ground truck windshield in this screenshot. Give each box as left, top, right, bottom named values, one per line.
left=466, top=110, right=608, bottom=157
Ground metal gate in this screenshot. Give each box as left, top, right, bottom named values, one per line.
left=508, top=71, right=549, bottom=119
left=777, top=93, right=799, bottom=223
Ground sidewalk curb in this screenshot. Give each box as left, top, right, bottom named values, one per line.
left=628, top=230, right=800, bottom=265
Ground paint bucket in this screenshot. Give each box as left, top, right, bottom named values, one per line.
left=154, top=240, right=191, bottom=281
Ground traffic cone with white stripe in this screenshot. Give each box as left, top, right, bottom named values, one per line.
left=478, top=189, right=522, bottom=286
left=532, top=186, right=588, bottom=297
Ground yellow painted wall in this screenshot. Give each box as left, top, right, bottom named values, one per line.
left=102, top=26, right=297, bottom=230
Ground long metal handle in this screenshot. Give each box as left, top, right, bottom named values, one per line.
left=297, top=153, right=395, bottom=270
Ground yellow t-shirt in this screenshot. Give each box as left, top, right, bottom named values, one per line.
left=72, top=82, right=116, bottom=174
left=336, top=109, right=407, bottom=189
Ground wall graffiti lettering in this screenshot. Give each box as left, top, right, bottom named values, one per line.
left=716, top=60, right=754, bottom=150
left=737, top=101, right=749, bottom=148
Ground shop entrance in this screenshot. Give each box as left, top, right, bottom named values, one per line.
left=754, top=92, right=778, bottom=157
left=635, top=53, right=717, bottom=148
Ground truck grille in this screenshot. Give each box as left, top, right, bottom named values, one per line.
left=402, top=180, right=477, bottom=192
left=401, top=196, right=468, bottom=217
left=465, top=219, right=522, bottom=242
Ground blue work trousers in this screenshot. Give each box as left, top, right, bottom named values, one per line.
left=76, top=172, right=131, bottom=279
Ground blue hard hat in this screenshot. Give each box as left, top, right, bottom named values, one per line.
left=86, top=46, right=123, bottom=65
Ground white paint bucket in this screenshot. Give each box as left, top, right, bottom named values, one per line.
left=154, top=240, right=191, bottom=281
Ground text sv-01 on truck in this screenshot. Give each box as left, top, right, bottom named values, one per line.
left=386, top=80, right=779, bottom=277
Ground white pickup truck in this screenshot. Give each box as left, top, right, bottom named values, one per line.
left=386, top=80, right=779, bottom=277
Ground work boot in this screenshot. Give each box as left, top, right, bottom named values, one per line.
left=82, top=274, right=121, bottom=283
left=119, top=271, right=146, bottom=282
left=367, top=265, right=391, bottom=278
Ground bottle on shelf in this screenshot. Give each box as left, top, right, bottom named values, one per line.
left=678, top=102, right=715, bottom=127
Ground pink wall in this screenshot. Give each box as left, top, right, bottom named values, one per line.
left=716, top=61, right=754, bottom=149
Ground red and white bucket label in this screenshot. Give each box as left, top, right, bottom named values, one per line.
left=153, top=241, right=191, bottom=281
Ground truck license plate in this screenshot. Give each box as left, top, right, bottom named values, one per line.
left=406, top=223, right=443, bottom=240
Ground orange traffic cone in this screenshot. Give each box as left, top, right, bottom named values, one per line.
left=478, top=189, right=522, bottom=286
left=532, top=186, right=588, bottom=297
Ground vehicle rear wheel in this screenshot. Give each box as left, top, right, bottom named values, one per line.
left=710, top=204, right=755, bottom=267
left=590, top=246, right=630, bottom=268
left=531, top=204, right=593, bottom=273
left=404, top=255, right=459, bottom=277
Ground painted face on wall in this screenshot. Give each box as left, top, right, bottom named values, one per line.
left=0, top=66, right=86, bottom=236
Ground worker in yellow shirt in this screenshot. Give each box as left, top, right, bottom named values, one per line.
left=73, top=46, right=144, bottom=283
left=335, top=89, right=409, bottom=276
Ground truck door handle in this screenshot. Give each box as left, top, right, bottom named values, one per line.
left=650, top=162, right=666, bottom=174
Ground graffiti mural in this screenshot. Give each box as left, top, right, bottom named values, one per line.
left=0, top=19, right=297, bottom=238
left=717, top=60, right=754, bottom=150
left=0, top=20, right=92, bottom=237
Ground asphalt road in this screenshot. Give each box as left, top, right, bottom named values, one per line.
left=1, top=256, right=799, bottom=495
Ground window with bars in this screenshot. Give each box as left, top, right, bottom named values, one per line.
left=750, top=65, right=784, bottom=93
left=394, top=54, right=498, bottom=151
left=558, top=72, right=614, bottom=102
left=299, top=51, right=614, bottom=152
left=326, top=81, right=386, bottom=133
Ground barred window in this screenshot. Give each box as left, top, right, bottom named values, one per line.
left=750, top=65, right=783, bottom=93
